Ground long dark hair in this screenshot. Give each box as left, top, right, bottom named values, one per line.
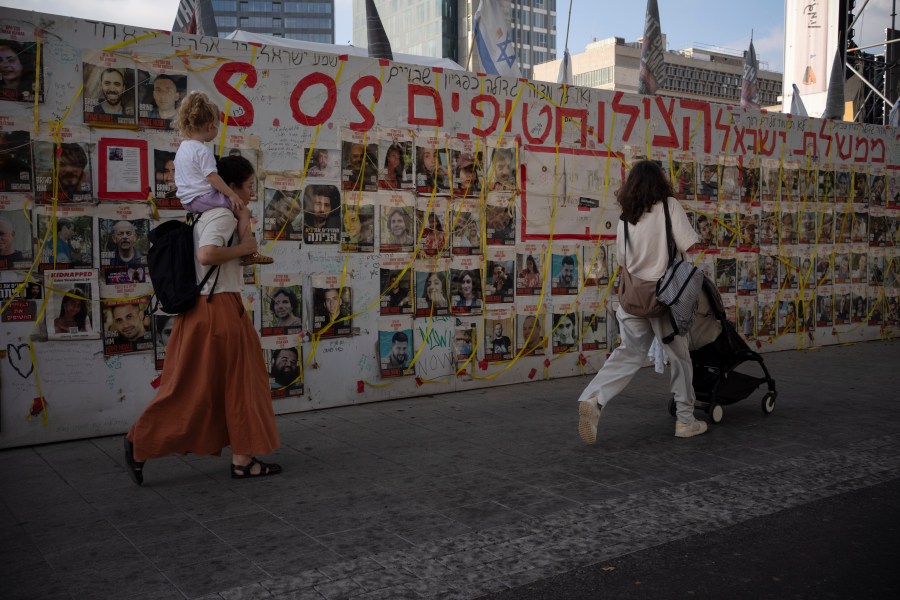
left=618, top=160, right=674, bottom=225
left=58, top=295, right=88, bottom=330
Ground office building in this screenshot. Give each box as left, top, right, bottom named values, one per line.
left=352, top=0, right=557, bottom=78
left=211, top=0, right=335, bottom=42
left=533, top=36, right=782, bottom=107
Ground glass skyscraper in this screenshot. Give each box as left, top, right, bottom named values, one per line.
left=352, top=0, right=557, bottom=77
left=211, top=0, right=335, bottom=43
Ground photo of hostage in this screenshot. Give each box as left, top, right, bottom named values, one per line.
left=153, top=314, right=174, bottom=353
left=342, top=142, right=378, bottom=190
left=325, top=288, right=341, bottom=320
left=154, top=151, right=177, bottom=199
left=489, top=321, right=512, bottom=356
left=420, top=211, right=447, bottom=253
left=303, top=184, right=342, bottom=242
left=485, top=204, right=515, bottom=243
left=343, top=203, right=374, bottom=246
left=418, top=271, right=449, bottom=311
left=380, top=143, right=405, bottom=189
left=46, top=143, right=91, bottom=203
left=554, top=255, right=578, bottom=291
left=519, top=314, right=546, bottom=355
left=552, top=312, right=578, bottom=349
left=91, top=67, right=133, bottom=116
left=146, top=73, right=183, bottom=126
left=307, top=148, right=330, bottom=177
left=383, top=207, right=415, bottom=246
left=54, top=218, right=85, bottom=265
left=0, top=40, right=38, bottom=101
left=173, top=91, right=272, bottom=266
left=270, top=347, right=301, bottom=389
left=454, top=152, right=480, bottom=195
left=0, top=215, right=28, bottom=264
left=416, top=146, right=449, bottom=191
left=384, top=331, right=410, bottom=369
left=54, top=291, right=93, bottom=334
left=454, top=328, right=474, bottom=359
left=105, top=302, right=149, bottom=344
left=576, top=160, right=707, bottom=445
left=381, top=270, right=412, bottom=311
left=267, top=287, right=302, bottom=328
left=486, top=262, right=513, bottom=297
left=452, top=269, right=482, bottom=312
left=124, top=154, right=282, bottom=486
left=490, top=147, right=516, bottom=190
left=106, top=220, right=145, bottom=270
left=264, top=188, right=302, bottom=238
left=518, top=254, right=542, bottom=289
left=313, top=286, right=353, bottom=335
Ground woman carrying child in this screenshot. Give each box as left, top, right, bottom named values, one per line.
left=124, top=155, right=282, bottom=485
left=172, top=91, right=272, bottom=265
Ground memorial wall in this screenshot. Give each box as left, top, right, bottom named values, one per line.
left=0, top=8, right=897, bottom=448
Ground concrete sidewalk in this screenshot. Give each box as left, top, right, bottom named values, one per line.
left=2, top=340, right=899, bottom=600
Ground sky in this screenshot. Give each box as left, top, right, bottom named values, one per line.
left=11, top=0, right=898, bottom=73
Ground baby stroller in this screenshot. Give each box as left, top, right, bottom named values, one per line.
left=668, top=276, right=777, bottom=424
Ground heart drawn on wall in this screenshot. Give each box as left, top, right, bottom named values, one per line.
left=7, top=344, right=34, bottom=379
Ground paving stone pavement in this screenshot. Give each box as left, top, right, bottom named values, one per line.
left=1, top=339, right=898, bottom=599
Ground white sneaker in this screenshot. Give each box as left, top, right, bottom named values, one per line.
left=674, top=420, right=708, bottom=438
left=578, top=400, right=602, bottom=445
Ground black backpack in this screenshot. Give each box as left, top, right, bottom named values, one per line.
left=147, top=214, right=220, bottom=314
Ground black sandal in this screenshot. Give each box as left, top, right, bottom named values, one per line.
left=123, top=437, right=145, bottom=486
left=231, top=457, right=282, bottom=479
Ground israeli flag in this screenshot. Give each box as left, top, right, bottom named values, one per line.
left=474, top=1, right=521, bottom=79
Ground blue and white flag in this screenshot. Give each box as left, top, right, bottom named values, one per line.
left=474, top=1, right=521, bottom=79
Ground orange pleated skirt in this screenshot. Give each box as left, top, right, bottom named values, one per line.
left=128, top=293, right=280, bottom=461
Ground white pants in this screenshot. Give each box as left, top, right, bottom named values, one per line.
left=578, top=307, right=697, bottom=424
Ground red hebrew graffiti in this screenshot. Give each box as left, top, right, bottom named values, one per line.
left=349, top=75, right=382, bottom=132
left=678, top=99, right=711, bottom=153
left=611, top=92, right=640, bottom=142
left=470, top=94, right=500, bottom=137
left=289, top=71, right=337, bottom=126
left=653, top=97, right=679, bottom=149
left=871, top=138, right=885, bottom=163
left=835, top=132, right=853, bottom=160
left=714, top=106, right=731, bottom=152
left=818, top=120, right=834, bottom=157
left=213, top=62, right=257, bottom=127
left=853, top=137, right=869, bottom=163
left=407, top=84, right=443, bottom=127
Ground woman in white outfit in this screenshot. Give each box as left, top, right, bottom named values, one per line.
left=578, top=160, right=707, bottom=443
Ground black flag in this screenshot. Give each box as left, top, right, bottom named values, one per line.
left=366, top=0, right=393, bottom=60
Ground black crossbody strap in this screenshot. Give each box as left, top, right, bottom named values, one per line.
left=662, top=199, right=677, bottom=266
left=193, top=213, right=219, bottom=294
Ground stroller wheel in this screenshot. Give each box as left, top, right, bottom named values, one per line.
left=762, top=391, right=777, bottom=415
left=710, top=402, right=724, bottom=424
left=668, top=397, right=677, bottom=417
